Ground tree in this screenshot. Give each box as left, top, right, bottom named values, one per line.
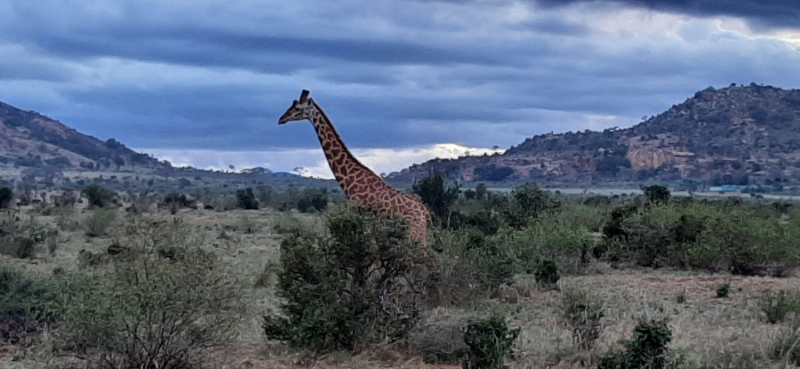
left=113, top=157, right=125, bottom=171
left=643, top=185, right=671, bottom=204
left=82, top=184, right=116, bottom=208
left=236, top=188, right=259, bottom=210
left=475, top=183, right=488, bottom=201
left=0, top=187, right=13, bottom=208
left=293, top=167, right=307, bottom=177
left=412, top=171, right=459, bottom=224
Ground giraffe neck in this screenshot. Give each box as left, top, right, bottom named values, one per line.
left=309, top=101, right=386, bottom=198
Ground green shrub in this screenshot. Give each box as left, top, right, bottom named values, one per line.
left=57, top=217, right=243, bottom=369
left=0, top=209, right=58, bottom=259
left=162, top=193, right=195, bottom=214
left=534, top=259, right=560, bottom=287
left=0, top=237, right=36, bottom=259
left=502, top=183, right=559, bottom=229
left=425, top=230, right=508, bottom=306
left=455, top=210, right=501, bottom=236
left=211, top=194, right=238, bottom=211
left=296, top=188, right=328, bottom=213
left=462, top=312, right=520, bottom=369
left=82, top=184, right=116, bottom=208
left=83, top=208, right=117, bottom=237
left=598, top=317, right=672, bottom=369
left=676, top=289, right=687, bottom=304
left=0, top=187, right=12, bottom=209
left=475, top=183, right=488, bottom=201
left=236, top=188, right=259, bottom=209
left=716, top=283, right=731, bottom=298
left=0, top=264, right=58, bottom=344
left=0, top=264, right=90, bottom=345
left=643, top=185, right=671, bottom=204
left=758, top=290, right=799, bottom=324
left=413, top=171, right=459, bottom=224
left=686, top=210, right=800, bottom=275
left=497, top=219, right=590, bottom=275
left=263, top=207, right=428, bottom=353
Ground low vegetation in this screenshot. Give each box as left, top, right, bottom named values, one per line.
left=3, top=174, right=800, bottom=368
left=263, top=207, right=430, bottom=353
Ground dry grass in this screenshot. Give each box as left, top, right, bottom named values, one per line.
left=0, top=203, right=798, bottom=369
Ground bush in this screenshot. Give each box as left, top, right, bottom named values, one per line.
left=425, top=230, right=510, bottom=306
left=82, top=184, right=116, bottom=208
left=236, top=188, right=259, bottom=210
left=599, top=201, right=800, bottom=274
left=643, top=185, right=671, bottom=204
left=211, top=194, right=238, bottom=211
left=296, top=188, right=328, bottom=213
left=502, top=184, right=559, bottom=229
left=263, top=207, right=429, bottom=353
left=598, top=317, right=672, bottom=369
left=0, top=264, right=90, bottom=346
left=462, top=312, right=520, bottom=369
left=162, top=193, right=195, bottom=214
left=0, top=237, right=36, bottom=259
left=0, top=209, right=58, bottom=259
left=758, top=290, right=799, bottom=324
left=716, top=283, right=731, bottom=298
left=685, top=210, right=800, bottom=275
left=534, top=259, right=560, bottom=288
left=0, top=187, right=12, bottom=209
left=413, top=171, right=459, bottom=224
left=57, top=217, right=243, bottom=369
left=83, top=209, right=117, bottom=237
left=0, top=265, right=59, bottom=344
left=475, top=183, right=488, bottom=201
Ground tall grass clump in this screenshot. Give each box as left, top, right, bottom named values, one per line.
left=561, top=289, right=604, bottom=350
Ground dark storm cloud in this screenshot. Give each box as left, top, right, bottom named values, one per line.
left=1, top=0, right=800, bottom=159
left=537, top=0, right=800, bottom=30
left=29, top=30, right=502, bottom=71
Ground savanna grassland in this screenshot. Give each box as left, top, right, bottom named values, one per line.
left=1, top=176, right=800, bottom=369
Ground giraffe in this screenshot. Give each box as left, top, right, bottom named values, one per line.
left=278, top=90, right=431, bottom=248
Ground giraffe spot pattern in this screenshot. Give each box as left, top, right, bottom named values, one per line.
left=305, top=101, right=431, bottom=248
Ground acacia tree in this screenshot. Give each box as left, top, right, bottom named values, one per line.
left=412, top=171, right=459, bottom=225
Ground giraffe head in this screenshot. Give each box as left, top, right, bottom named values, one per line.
left=278, top=90, right=314, bottom=124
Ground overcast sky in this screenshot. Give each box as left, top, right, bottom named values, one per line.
left=2, top=0, right=800, bottom=177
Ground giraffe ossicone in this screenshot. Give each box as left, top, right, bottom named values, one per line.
left=278, top=90, right=432, bottom=248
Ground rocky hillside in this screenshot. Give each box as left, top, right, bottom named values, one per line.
left=0, top=101, right=165, bottom=170
left=388, top=83, right=800, bottom=188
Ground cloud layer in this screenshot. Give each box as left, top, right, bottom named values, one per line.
left=1, top=0, right=800, bottom=173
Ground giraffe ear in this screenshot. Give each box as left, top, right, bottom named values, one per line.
left=299, top=90, right=310, bottom=103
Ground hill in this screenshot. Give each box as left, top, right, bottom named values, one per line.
left=388, top=83, right=800, bottom=189
left=0, top=101, right=166, bottom=170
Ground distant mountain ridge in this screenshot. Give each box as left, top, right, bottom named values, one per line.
left=388, top=83, right=800, bottom=188
left=0, top=101, right=165, bottom=170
